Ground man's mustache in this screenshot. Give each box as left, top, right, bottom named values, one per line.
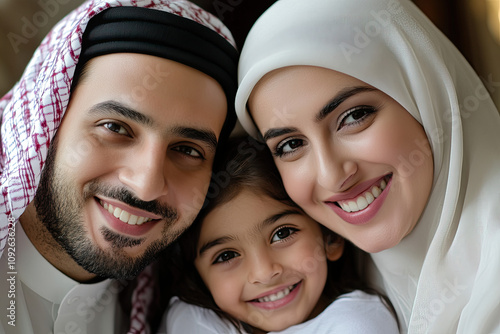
left=86, top=182, right=178, bottom=221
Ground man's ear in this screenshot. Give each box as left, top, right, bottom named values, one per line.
left=325, top=234, right=344, bottom=261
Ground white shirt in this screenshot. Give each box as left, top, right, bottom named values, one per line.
left=0, top=223, right=127, bottom=334
left=159, top=290, right=399, bottom=333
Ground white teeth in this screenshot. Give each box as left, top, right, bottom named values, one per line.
left=365, top=191, right=375, bottom=204
left=128, top=215, right=138, bottom=225
left=337, top=177, right=389, bottom=213
left=371, top=186, right=381, bottom=197
left=99, top=200, right=153, bottom=226
left=257, top=285, right=294, bottom=303
left=119, top=209, right=130, bottom=223
left=356, top=196, right=368, bottom=211
left=340, top=202, right=351, bottom=212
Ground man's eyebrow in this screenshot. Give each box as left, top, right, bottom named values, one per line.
left=315, top=86, right=376, bottom=122
left=171, top=126, right=218, bottom=153
left=89, top=100, right=153, bottom=126
left=89, top=101, right=218, bottom=151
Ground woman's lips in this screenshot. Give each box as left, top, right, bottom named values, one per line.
left=325, top=174, right=392, bottom=225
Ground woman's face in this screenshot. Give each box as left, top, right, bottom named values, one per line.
left=248, top=66, right=433, bottom=253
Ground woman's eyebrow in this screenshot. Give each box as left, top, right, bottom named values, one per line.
left=262, top=86, right=375, bottom=142
left=263, top=127, right=298, bottom=142
left=315, top=86, right=376, bottom=122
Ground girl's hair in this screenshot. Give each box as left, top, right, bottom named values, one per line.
left=159, top=135, right=396, bottom=331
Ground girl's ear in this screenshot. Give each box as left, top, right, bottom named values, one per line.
left=325, top=234, right=344, bottom=261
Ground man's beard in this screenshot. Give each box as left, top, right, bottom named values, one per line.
left=33, top=142, right=190, bottom=279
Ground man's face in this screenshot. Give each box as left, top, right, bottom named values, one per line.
left=34, top=53, right=227, bottom=279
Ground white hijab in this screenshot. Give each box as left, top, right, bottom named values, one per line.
left=235, top=0, right=500, bottom=332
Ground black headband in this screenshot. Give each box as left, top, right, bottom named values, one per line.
left=77, top=6, right=239, bottom=141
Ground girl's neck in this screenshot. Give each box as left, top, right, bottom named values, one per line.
left=248, top=295, right=331, bottom=333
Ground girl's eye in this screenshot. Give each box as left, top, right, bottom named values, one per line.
left=271, top=227, right=299, bottom=243
left=338, top=106, right=377, bottom=130
left=213, top=251, right=240, bottom=264
left=103, top=122, right=130, bottom=136
left=274, top=138, right=304, bottom=157
left=173, top=145, right=205, bottom=160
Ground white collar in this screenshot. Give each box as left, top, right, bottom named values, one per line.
left=16, top=223, right=113, bottom=304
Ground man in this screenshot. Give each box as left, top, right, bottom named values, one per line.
left=0, top=0, right=238, bottom=333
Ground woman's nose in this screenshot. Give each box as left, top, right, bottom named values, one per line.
left=314, top=144, right=357, bottom=192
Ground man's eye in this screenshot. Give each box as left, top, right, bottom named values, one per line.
left=103, top=122, right=129, bottom=135
left=214, top=251, right=239, bottom=264
left=173, top=146, right=204, bottom=159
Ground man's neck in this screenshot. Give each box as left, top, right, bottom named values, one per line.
left=19, top=202, right=99, bottom=283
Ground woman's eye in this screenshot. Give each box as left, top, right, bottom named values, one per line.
left=338, top=106, right=376, bottom=129
left=214, top=251, right=239, bottom=264
left=275, top=138, right=303, bottom=157
left=103, top=122, right=129, bottom=135
left=173, top=146, right=204, bottom=159
left=271, top=227, right=298, bottom=243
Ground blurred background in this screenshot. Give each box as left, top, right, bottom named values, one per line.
left=1, top=0, right=500, bottom=107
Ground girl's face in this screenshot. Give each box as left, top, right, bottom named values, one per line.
left=194, top=190, right=343, bottom=332
left=248, top=66, right=434, bottom=253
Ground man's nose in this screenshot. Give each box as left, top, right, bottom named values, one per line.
left=118, top=143, right=169, bottom=202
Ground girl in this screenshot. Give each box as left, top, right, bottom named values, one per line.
left=158, top=136, right=399, bottom=333
left=234, top=0, right=500, bottom=332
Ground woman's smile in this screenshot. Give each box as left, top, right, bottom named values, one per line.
left=325, top=174, right=392, bottom=225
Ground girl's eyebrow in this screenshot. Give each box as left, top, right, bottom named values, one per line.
left=198, top=236, right=235, bottom=257
left=198, top=208, right=303, bottom=256
left=261, top=86, right=375, bottom=142
left=260, top=209, right=303, bottom=230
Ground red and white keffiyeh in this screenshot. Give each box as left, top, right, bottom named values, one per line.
left=0, top=1, right=235, bottom=333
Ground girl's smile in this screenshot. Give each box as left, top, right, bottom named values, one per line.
left=248, top=281, right=302, bottom=310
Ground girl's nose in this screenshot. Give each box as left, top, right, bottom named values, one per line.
left=247, top=251, right=283, bottom=285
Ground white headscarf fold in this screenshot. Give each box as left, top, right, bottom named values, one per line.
left=235, top=0, right=500, bottom=332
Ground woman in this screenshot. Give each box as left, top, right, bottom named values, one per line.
left=234, top=0, right=500, bottom=332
